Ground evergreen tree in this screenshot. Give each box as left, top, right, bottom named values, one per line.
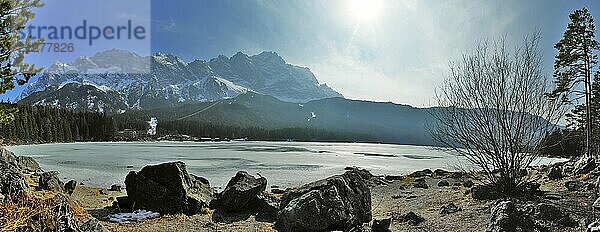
left=0, top=0, right=44, bottom=126
left=550, top=8, right=599, bottom=157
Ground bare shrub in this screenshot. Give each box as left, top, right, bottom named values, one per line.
left=431, top=35, right=567, bottom=195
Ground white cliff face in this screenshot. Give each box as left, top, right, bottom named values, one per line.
left=19, top=49, right=342, bottom=112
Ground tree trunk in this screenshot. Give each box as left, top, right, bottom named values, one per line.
left=585, top=54, right=593, bottom=158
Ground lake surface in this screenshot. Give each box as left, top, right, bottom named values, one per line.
left=6, top=141, right=566, bottom=189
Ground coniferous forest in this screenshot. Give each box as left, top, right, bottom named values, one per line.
left=0, top=103, right=375, bottom=144
left=0, top=103, right=116, bottom=144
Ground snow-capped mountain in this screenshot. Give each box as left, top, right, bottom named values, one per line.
left=18, top=49, right=342, bottom=112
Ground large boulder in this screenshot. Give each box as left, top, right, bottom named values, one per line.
left=15, top=156, right=41, bottom=173
left=0, top=147, right=16, bottom=163
left=124, top=161, right=213, bottom=215
left=0, top=160, right=30, bottom=195
left=487, top=201, right=576, bottom=232
left=215, top=171, right=267, bottom=212
left=39, top=171, right=65, bottom=192
left=487, top=201, right=536, bottom=232
left=276, top=169, right=371, bottom=231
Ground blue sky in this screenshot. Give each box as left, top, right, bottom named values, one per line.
left=3, top=0, right=600, bottom=106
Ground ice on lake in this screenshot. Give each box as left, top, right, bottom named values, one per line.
left=7, top=141, right=567, bottom=189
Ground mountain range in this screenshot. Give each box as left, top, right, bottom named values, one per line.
left=19, top=49, right=342, bottom=112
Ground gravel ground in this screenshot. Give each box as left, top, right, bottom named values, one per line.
left=64, top=168, right=598, bottom=232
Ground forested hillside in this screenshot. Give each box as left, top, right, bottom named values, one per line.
left=0, top=104, right=116, bottom=144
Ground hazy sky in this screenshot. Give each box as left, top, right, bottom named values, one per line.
left=3, top=0, right=600, bottom=106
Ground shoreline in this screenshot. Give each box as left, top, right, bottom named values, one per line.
left=5, top=142, right=570, bottom=190
left=1, top=145, right=595, bottom=231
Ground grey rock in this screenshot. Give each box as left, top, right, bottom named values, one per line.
left=50, top=193, right=81, bottom=231
left=437, top=179, right=450, bottom=187
left=0, top=160, right=30, bottom=195
left=64, top=180, right=77, bottom=195
left=575, top=157, right=597, bottom=175
left=487, top=201, right=536, bottom=232
left=521, top=181, right=541, bottom=194
left=384, top=175, right=404, bottom=181
left=215, top=171, right=267, bottom=212
left=440, top=203, right=462, bottom=215
left=594, top=198, right=600, bottom=210
left=80, top=217, right=109, bottom=232
left=463, top=180, right=474, bottom=188
left=112, top=196, right=133, bottom=212
left=589, top=220, right=600, bottom=232
left=372, top=216, right=392, bottom=232
left=124, top=161, right=214, bottom=214
left=433, top=169, right=452, bottom=177
left=276, top=169, right=371, bottom=231
left=39, top=171, right=65, bottom=192
left=534, top=203, right=571, bottom=224
left=408, top=169, right=433, bottom=178
left=548, top=165, right=563, bottom=180
left=15, top=156, right=41, bottom=173
left=271, top=188, right=285, bottom=194
left=109, top=184, right=122, bottom=191
left=251, top=192, right=280, bottom=222
left=596, top=177, right=600, bottom=195
left=448, top=172, right=467, bottom=178
left=565, top=180, right=588, bottom=191
left=0, top=147, right=16, bottom=163
left=413, top=181, right=429, bottom=189
left=395, top=212, right=425, bottom=225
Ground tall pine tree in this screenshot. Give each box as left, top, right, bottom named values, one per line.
left=550, top=8, right=599, bottom=158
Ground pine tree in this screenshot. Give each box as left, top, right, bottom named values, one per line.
left=550, top=8, right=599, bottom=157
left=0, top=0, right=44, bottom=126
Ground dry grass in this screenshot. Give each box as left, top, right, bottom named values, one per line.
left=0, top=194, right=61, bottom=232
left=400, top=177, right=414, bottom=185
left=257, top=224, right=277, bottom=232
left=580, top=173, right=592, bottom=181
left=0, top=193, right=90, bottom=232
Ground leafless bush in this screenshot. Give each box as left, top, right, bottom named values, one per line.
left=431, top=35, right=567, bottom=195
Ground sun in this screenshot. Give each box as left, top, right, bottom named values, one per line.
left=349, top=0, right=383, bottom=23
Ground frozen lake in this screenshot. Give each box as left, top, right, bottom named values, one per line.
left=6, top=141, right=566, bottom=189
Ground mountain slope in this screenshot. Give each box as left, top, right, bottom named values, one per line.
left=18, top=50, right=342, bottom=111
left=117, top=93, right=438, bottom=145
left=19, top=83, right=128, bottom=113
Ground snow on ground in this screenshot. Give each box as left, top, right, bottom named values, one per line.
left=108, top=210, right=161, bottom=223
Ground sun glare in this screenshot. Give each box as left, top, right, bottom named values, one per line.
left=349, top=0, right=383, bottom=23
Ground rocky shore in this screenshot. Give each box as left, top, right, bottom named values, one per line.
left=1, top=147, right=600, bottom=231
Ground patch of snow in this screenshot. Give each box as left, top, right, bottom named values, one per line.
left=108, top=210, right=160, bottom=223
